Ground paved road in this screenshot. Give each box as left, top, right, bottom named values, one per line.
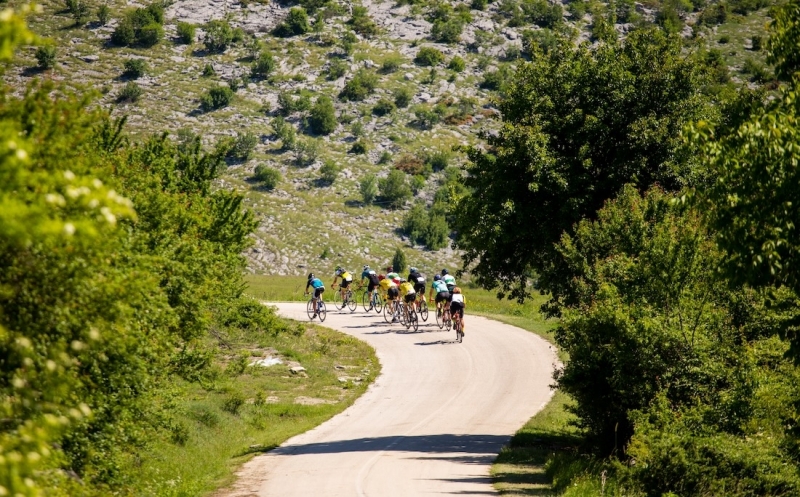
left=219, top=302, right=557, bottom=497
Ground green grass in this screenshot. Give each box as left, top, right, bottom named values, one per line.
left=131, top=319, right=379, bottom=496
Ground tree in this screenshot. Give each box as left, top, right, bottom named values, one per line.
left=392, top=247, right=407, bottom=273
left=452, top=29, right=717, bottom=302
left=274, top=7, right=310, bottom=37
left=360, top=174, right=378, bottom=205
left=309, top=96, right=337, bottom=135
left=319, top=159, right=341, bottom=185
left=251, top=50, right=276, bottom=79
left=379, top=169, right=412, bottom=208
left=204, top=19, right=234, bottom=52
left=767, top=0, right=800, bottom=80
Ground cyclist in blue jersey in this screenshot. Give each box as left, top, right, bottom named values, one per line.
left=429, top=274, right=451, bottom=316
left=304, top=273, right=325, bottom=318
left=360, top=265, right=381, bottom=309
left=441, top=268, right=456, bottom=293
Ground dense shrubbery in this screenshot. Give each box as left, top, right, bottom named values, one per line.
left=123, top=58, right=147, bottom=78
left=251, top=50, right=276, bottom=79
left=415, top=46, right=445, bottom=66
left=339, top=69, right=378, bottom=101
left=111, top=3, right=164, bottom=47
left=309, top=96, right=337, bottom=135
left=253, top=164, right=282, bottom=189
left=274, top=7, right=310, bottom=37
left=200, top=85, right=234, bottom=112
left=204, top=19, right=235, bottom=52
left=34, top=44, right=56, bottom=69
left=177, top=21, right=196, bottom=43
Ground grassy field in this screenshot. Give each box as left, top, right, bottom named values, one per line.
left=132, top=316, right=379, bottom=496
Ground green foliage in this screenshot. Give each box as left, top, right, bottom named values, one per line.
left=392, top=247, right=408, bottom=273
left=339, top=69, right=378, bottom=101
left=698, top=3, right=727, bottom=26
left=251, top=50, right=276, bottom=79
left=403, top=202, right=449, bottom=249
left=177, top=21, right=196, bottom=44
left=274, top=7, right=311, bottom=37
left=294, top=138, right=321, bottom=166
left=447, top=55, right=466, bottom=72
left=479, top=66, right=512, bottom=91
left=349, top=139, right=368, bottom=154
left=379, top=169, right=412, bottom=208
left=227, top=131, right=258, bottom=161
left=413, top=104, right=444, bottom=129
left=471, top=0, right=488, bottom=10
left=203, top=19, right=235, bottom=52
left=253, top=164, right=281, bottom=189
left=393, top=87, right=412, bottom=108
left=123, top=58, right=147, bottom=78
left=278, top=91, right=311, bottom=115
left=200, top=85, right=234, bottom=112
left=117, top=81, right=143, bottom=102
left=202, top=63, right=216, bottom=77
left=349, top=5, right=379, bottom=37
left=340, top=30, right=358, bottom=55
left=521, top=0, right=563, bottom=27
left=372, top=98, right=396, bottom=116
left=751, top=34, right=762, bottom=51
left=767, top=0, right=800, bottom=80
left=415, top=46, right=445, bottom=66
left=454, top=29, right=716, bottom=302
left=360, top=174, right=378, bottom=204
left=380, top=54, right=403, bottom=73
left=309, top=96, right=337, bottom=135
left=741, top=57, right=770, bottom=82
left=273, top=116, right=297, bottom=150
left=522, top=28, right=561, bottom=55
left=97, top=4, right=110, bottom=25
left=431, top=17, right=464, bottom=43
left=326, top=58, right=348, bottom=80
left=67, top=0, right=90, bottom=24
left=34, top=44, right=55, bottom=69
left=112, top=4, right=164, bottom=47
left=319, top=159, right=341, bottom=184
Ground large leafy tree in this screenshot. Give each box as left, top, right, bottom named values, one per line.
left=452, top=29, right=716, bottom=302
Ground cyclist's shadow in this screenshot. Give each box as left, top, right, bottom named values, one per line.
left=414, top=339, right=461, bottom=345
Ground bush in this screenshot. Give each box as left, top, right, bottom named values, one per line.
left=471, top=0, right=488, bottom=9
left=431, top=18, right=464, bottom=43
left=372, top=98, right=396, bottom=116
left=394, top=153, right=426, bottom=175
left=360, top=174, right=378, bottom=204
left=309, top=96, right=337, bottom=135
left=340, top=30, right=358, bottom=55
left=426, top=150, right=450, bottom=171
left=378, top=151, right=392, bottom=164
left=415, top=46, right=445, bottom=66
left=718, top=34, right=730, bottom=44
left=112, top=5, right=164, bottom=47
left=111, top=17, right=136, bottom=45
left=67, top=0, right=90, bottom=24
left=177, top=21, right=196, bottom=44
left=349, top=139, right=368, bottom=154
left=351, top=120, right=364, bottom=136
left=742, top=57, right=770, bottom=83
left=750, top=35, right=762, bottom=51
left=221, top=393, right=245, bottom=415
left=522, top=28, right=560, bottom=55
left=480, top=66, right=512, bottom=91
left=202, top=63, right=215, bottom=77
left=251, top=51, right=276, bottom=79
left=339, top=69, right=378, bottom=101
left=227, top=132, right=258, bottom=161
left=274, top=7, right=310, bottom=37
left=319, top=160, right=341, bottom=184
left=379, top=169, right=412, bottom=208
left=204, top=19, right=234, bottom=52
left=349, top=6, right=379, bottom=37
left=414, top=105, right=443, bottom=128
left=404, top=201, right=449, bottom=249
left=138, top=22, right=163, bottom=46
left=122, top=58, right=147, bottom=79
left=253, top=164, right=281, bottom=189
left=394, top=87, right=413, bottom=108
left=294, top=138, right=321, bottom=166
left=117, top=81, right=143, bottom=102
left=200, top=85, right=234, bottom=112
left=380, top=54, right=403, bottom=73
left=326, top=58, right=347, bottom=80
left=35, top=45, right=56, bottom=69
left=392, top=248, right=407, bottom=273
left=447, top=56, right=466, bottom=72
left=273, top=116, right=297, bottom=150
left=97, top=4, right=110, bottom=25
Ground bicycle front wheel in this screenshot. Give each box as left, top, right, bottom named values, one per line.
left=419, top=300, right=428, bottom=322
left=307, top=299, right=315, bottom=320
left=332, top=290, right=342, bottom=310
left=374, top=293, right=383, bottom=313
left=347, top=291, right=357, bottom=312
left=318, top=301, right=327, bottom=322
left=362, top=290, right=371, bottom=312
left=384, top=300, right=394, bottom=323
left=411, top=309, right=419, bottom=332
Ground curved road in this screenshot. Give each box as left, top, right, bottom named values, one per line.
left=219, top=302, right=557, bottom=497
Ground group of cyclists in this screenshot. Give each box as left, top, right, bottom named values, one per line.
left=304, top=264, right=466, bottom=336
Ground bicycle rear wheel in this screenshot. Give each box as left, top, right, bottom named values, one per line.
left=444, top=311, right=452, bottom=331
left=307, top=299, right=315, bottom=320
left=318, top=301, right=327, bottom=322
left=419, top=300, right=428, bottom=322
left=411, top=309, right=419, bottom=332
left=435, top=304, right=444, bottom=329
left=383, top=300, right=394, bottom=323
left=347, top=291, right=357, bottom=312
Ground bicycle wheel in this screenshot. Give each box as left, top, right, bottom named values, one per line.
left=373, top=293, right=383, bottom=313
left=435, top=304, right=444, bottom=329
left=347, top=290, right=357, bottom=312
left=444, top=310, right=452, bottom=331
left=419, top=300, right=428, bottom=322
left=332, top=289, right=342, bottom=310
left=307, top=299, right=315, bottom=320
left=318, top=300, right=327, bottom=322
left=411, top=309, right=419, bottom=332
left=384, top=299, right=394, bottom=323
left=402, top=306, right=411, bottom=329
left=362, top=290, right=371, bottom=312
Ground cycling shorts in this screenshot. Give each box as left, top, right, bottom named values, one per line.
left=450, top=301, right=464, bottom=318
left=435, top=291, right=450, bottom=304
left=446, top=284, right=455, bottom=294
left=387, top=287, right=399, bottom=299
left=404, top=293, right=416, bottom=304
left=414, top=283, right=425, bottom=295
left=340, top=279, right=351, bottom=289
left=314, top=287, right=325, bottom=298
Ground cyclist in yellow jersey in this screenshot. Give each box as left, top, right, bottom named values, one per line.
left=332, top=266, right=353, bottom=303
left=399, top=279, right=416, bottom=307
left=379, top=274, right=398, bottom=301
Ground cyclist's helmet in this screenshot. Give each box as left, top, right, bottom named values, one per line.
left=387, top=266, right=393, bottom=271
left=363, top=265, right=370, bottom=271
left=335, top=265, right=342, bottom=272
left=308, top=273, right=314, bottom=280
left=434, top=274, right=442, bottom=281
left=378, top=274, right=385, bottom=281
left=453, top=286, right=462, bottom=294
left=409, top=266, right=418, bottom=273
left=441, top=269, right=449, bottom=275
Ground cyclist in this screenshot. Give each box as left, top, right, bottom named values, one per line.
left=399, top=278, right=417, bottom=315
left=304, top=273, right=325, bottom=318
left=441, top=268, right=456, bottom=293
left=332, top=266, right=353, bottom=303
left=450, top=286, right=466, bottom=334
left=360, top=265, right=380, bottom=308
left=386, top=266, right=401, bottom=286
left=429, top=274, right=450, bottom=316
left=408, top=266, right=426, bottom=311
left=380, top=274, right=400, bottom=321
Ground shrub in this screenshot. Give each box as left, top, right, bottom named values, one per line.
left=372, top=98, right=396, bottom=116
left=117, top=81, right=143, bottom=103
left=111, top=17, right=136, bottom=45
left=431, top=18, right=464, bottom=43
left=251, top=51, right=276, bottom=79
left=349, top=6, right=379, bottom=37
left=326, top=58, right=347, bottom=80
left=447, top=56, right=466, bottom=72
left=204, top=19, right=234, bottom=52
left=471, top=0, right=487, bottom=9
left=122, top=58, right=147, bottom=79
left=349, top=139, right=368, bottom=154
left=380, top=54, right=403, bottom=73
left=67, top=0, right=90, bottom=24
left=221, top=393, right=245, bottom=415
left=273, top=116, right=297, bottom=150
left=339, top=69, right=378, bottom=101
left=426, top=150, right=450, bottom=171
left=227, top=132, right=258, bottom=161
left=480, top=68, right=507, bottom=90
left=414, top=105, right=443, bottom=128
left=394, top=153, right=425, bottom=175
left=394, top=87, right=412, bottom=108
left=202, top=63, right=215, bottom=76
left=253, top=164, right=281, bottom=189
left=97, top=4, right=110, bottom=25
left=112, top=5, right=164, bottom=47
left=392, top=248, right=407, bottom=273
left=200, top=85, right=234, bottom=112
left=378, top=151, right=392, bottom=164
left=138, top=22, right=163, bottom=46
left=309, top=96, right=337, bottom=135
left=274, top=7, right=310, bottom=37
left=742, top=57, right=770, bottom=83
left=750, top=35, right=762, bottom=51
left=379, top=169, right=412, bottom=208
left=340, top=30, right=358, bottom=55
left=351, top=120, right=364, bottom=137
left=35, top=45, right=56, bottom=69
left=319, top=159, right=341, bottom=184
left=294, top=138, right=321, bottom=166
left=415, top=46, right=444, bottom=66
left=360, top=174, right=378, bottom=204
left=177, top=22, right=196, bottom=44
left=718, top=35, right=730, bottom=44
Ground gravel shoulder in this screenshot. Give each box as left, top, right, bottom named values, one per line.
left=217, top=302, right=558, bottom=496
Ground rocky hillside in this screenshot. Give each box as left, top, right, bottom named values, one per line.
left=7, top=0, right=774, bottom=276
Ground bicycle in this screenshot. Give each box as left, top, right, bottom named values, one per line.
left=360, top=285, right=383, bottom=313
left=383, top=298, right=401, bottom=324
left=415, top=294, right=429, bottom=322
left=332, top=284, right=357, bottom=312
left=453, top=311, right=463, bottom=342
left=436, top=302, right=452, bottom=331
left=305, top=292, right=327, bottom=322
left=402, top=300, right=419, bottom=332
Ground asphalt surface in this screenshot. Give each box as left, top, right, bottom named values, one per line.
left=218, top=301, right=558, bottom=497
